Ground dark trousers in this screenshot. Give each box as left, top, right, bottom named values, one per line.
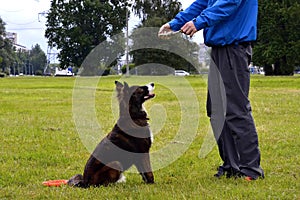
left=206, top=44, right=264, bottom=178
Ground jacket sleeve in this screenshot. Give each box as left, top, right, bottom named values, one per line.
left=169, top=0, right=208, bottom=31
left=169, top=0, right=243, bottom=31
left=193, top=0, right=243, bottom=30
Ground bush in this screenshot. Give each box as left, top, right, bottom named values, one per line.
left=35, top=70, right=43, bottom=76
left=121, top=63, right=135, bottom=74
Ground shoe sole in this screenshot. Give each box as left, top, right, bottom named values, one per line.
left=244, top=176, right=254, bottom=181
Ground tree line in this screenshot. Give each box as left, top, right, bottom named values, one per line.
left=1, top=0, right=299, bottom=76
left=45, top=0, right=199, bottom=75
left=253, top=0, right=300, bottom=75
left=0, top=18, right=47, bottom=76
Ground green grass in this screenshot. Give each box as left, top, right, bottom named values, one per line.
left=0, top=75, right=299, bottom=199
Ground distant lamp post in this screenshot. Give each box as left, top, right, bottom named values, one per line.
left=125, top=2, right=132, bottom=77
left=13, top=62, right=16, bottom=76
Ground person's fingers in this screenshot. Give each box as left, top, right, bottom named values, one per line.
left=180, top=23, right=188, bottom=34
left=181, top=21, right=197, bottom=37
left=181, top=26, right=195, bottom=36
left=189, top=29, right=197, bottom=37
left=158, top=23, right=171, bottom=35
left=158, top=23, right=172, bottom=39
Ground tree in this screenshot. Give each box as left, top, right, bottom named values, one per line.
left=130, top=0, right=200, bottom=74
left=130, top=27, right=200, bottom=74
left=132, top=0, right=182, bottom=23
left=29, top=44, right=47, bottom=75
left=0, top=18, right=5, bottom=50
left=253, top=0, right=300, bottom=75
left=13, top=44, right=47, bottom=75
left=0, top=17, right=15, bottom=74
left=0, top=17, right=46, bottom=76
left=45, top=0, right=128, bottom=69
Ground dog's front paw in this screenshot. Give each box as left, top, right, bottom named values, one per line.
left=116, top=173, right=126, bottom=183
left=146, top=178, right=154, bottom=184
left=68, top=174, right=84, bottom=187
left=141, top=172, right=154, bottom=184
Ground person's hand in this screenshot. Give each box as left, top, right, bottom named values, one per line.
left=158, top=23, right=172, bottom=39
left=181, top=21, right=197, bottom=37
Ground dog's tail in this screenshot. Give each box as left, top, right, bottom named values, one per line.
left=67, top=174, right=87, bottom=188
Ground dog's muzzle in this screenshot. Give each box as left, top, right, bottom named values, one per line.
left=145, top=83, right=155, bottom=100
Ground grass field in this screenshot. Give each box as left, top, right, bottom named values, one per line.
left=0, top=75, right=299, bottom=199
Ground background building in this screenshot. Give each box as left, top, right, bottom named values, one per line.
left=5, top=32, right=27, bottom=51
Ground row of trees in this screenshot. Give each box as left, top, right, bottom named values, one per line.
left=0, top=18, right=47, bottom=76
left=45, top=0, right=128, bottom=69
left=130, top=0, right=200, bottom=74
left=253, top=0, right=300, bottom=75
left=45, top=0, right=299, bottom=76
left=45, top=0, right=201, bottom=75
left=0, top=0, right=288, bottom=76
left=0, top=18, right=15, bottom=75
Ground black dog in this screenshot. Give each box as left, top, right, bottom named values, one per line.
left=68, top=81, right=155, bottom=187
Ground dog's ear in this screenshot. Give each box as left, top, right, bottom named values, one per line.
left=115, top=81, right=123, bottom=92
left=123, top=82, right=129, bottom=90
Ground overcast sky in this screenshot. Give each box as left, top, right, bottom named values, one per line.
left=0, top=0, right=201, bottom=55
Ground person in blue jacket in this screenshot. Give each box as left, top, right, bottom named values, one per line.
left=159, top=0, right=264, bottom=180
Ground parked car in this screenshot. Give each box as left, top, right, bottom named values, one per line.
left=54, top=67, right=74, bottom=76
left=175, top=70, right=190, bottom=76
left=257, top=68, right=265, bottom=75
left=249, top=66, right=265, bottom=75
left=294, top=66, right=300, bottom=74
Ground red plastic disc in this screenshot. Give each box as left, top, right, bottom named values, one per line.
left=42, top=179, right=68, bottom=187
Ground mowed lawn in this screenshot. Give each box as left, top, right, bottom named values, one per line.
left=0, top=75, right=299, bottom=199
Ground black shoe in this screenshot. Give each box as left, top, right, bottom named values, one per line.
left=238, top=172, right=263, bottom=181
left=214, top=167, right=242, bottom=179
left=225, top=168, right=240, bottom=178
left=239, top=170, right=264, bottom=181
left=238, top=173, right=257, bottom=181
left=214, top=167, right=225, bottom=178
left=244, top=176, right=255, bottom=181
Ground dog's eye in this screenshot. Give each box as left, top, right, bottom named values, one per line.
left=136, top=87, right=145, bottom=93
left=140, top=86, right=148, bottom=93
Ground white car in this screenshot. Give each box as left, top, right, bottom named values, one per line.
left=54, top=67, right=74, bottom=76
left=175, top=70, right=190, bottom=76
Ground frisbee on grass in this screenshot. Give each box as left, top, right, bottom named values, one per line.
left=42, top=179, right=68, bottom=187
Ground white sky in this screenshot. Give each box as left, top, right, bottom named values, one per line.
left=0, top=0, right=201, bottom=55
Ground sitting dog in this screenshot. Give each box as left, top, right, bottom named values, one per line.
left=68, top=81, right=155, bottom=187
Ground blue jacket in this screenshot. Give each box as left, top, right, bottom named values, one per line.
left=169, top=0, right=258, bottom=46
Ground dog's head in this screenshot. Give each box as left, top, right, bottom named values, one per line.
left=115, top=81, right=155, bottom=120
